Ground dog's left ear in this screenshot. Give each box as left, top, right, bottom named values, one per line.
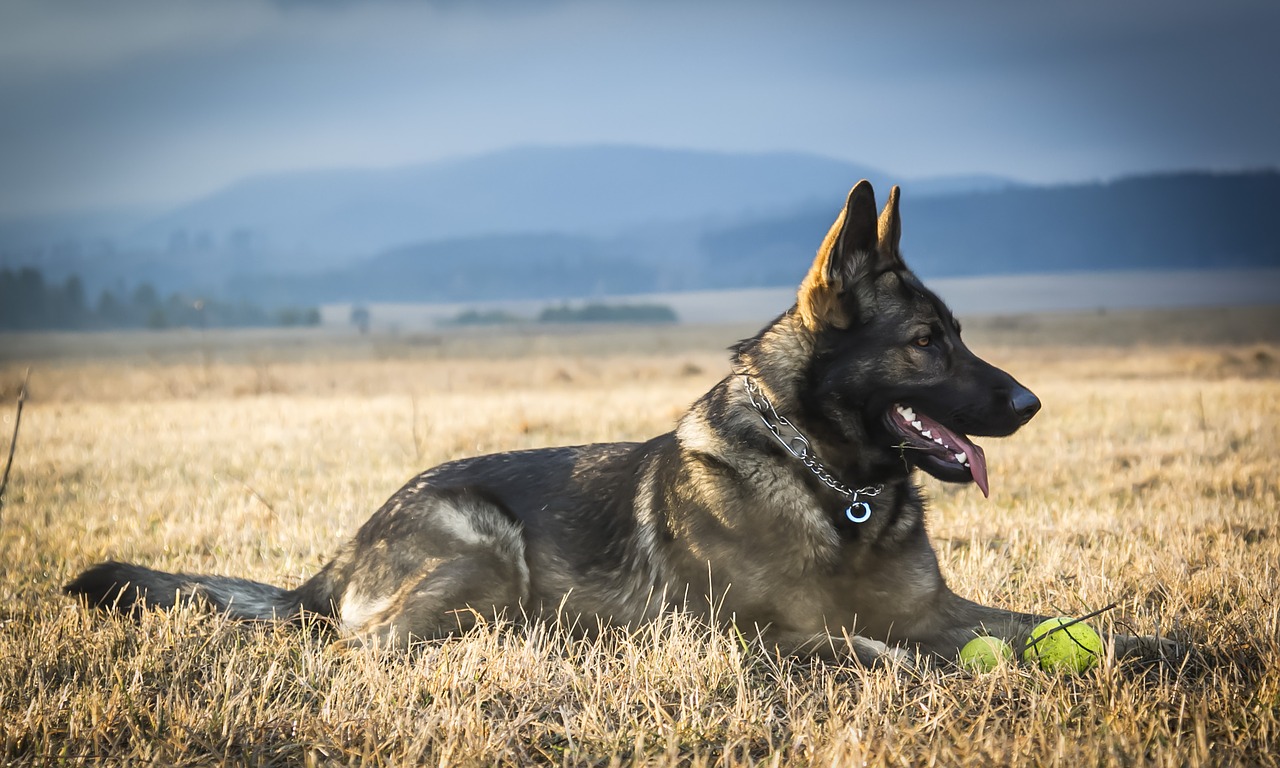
left=877, top=185, right=904, bottom=263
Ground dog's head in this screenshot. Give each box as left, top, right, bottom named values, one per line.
left=793, top=181, right=1040, bottom=496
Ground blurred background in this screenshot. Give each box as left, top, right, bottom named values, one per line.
left=1, top=0, right=1278, bottom=333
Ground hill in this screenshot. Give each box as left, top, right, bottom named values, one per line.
left=3, top=146, right=1275, bottom=306
left=230, top=170, right=1280, bottom=305
left=698, top=171, right=1280, bottom=286
left=228, top=233, right=651, bottom=306
left=131, top=145, right=893, bottom=264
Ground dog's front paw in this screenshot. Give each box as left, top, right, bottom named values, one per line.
left=1113, top=633, right=1185, bottom=660
left=847, top=635, right=915, bottom=669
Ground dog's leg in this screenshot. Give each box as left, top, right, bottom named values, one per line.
left=331, top=488, right=530, bottom=649
left=762, top=627, right=910, bottom=667
left=911, top=592, right=1182, bottom=662
left=344, top=549, right=528, bottom=647
left=1107, top=633, right=1184, bottom=659
left=908, top=596, right=1042, bottom=660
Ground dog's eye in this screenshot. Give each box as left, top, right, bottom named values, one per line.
left=914, top=336, right=932, bottom=347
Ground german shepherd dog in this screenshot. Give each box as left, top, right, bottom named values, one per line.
left=67, top=181, right=1169, bottom=665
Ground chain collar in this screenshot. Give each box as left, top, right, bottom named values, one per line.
left=739, top=374, right=884, bottom=524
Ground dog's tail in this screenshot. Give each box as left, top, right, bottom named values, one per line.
left=64, top=560, right=336, bottom=622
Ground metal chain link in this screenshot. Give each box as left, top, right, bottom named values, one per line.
left=740, top=374, right=884, bottom=506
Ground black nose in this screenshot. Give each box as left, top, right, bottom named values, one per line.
left=1010, top=387, right=1041, bottom=423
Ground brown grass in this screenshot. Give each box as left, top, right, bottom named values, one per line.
left=1, top=309, right=1277, bottom=766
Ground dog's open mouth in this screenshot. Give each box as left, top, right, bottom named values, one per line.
left=888, top=404, right=990, bottom=497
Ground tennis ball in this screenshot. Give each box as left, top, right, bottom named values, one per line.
left=1023, top=617, right=1103, bottom=673
left=960, top=635, right=1014, bottom=672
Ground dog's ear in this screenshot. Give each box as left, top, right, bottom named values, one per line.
left=833, top=180, right=880, bottom=267
left=877, top=185, right=904, bottom=263
left=797, top=180, right=881, bottom=329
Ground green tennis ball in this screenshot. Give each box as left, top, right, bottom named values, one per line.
left=1023, top=617, right=1103, bottom=673
left=960, top=636, right=1014, bottom=672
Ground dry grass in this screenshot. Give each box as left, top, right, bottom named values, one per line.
left=1, top=310, right=1277, bottom=766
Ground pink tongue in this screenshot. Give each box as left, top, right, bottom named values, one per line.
left=910, top=411, right=990, bottom=498
left=968, top=443, right=989, bottom=498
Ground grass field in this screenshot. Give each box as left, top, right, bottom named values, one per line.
left=1, top=307, right=1278, bottom=766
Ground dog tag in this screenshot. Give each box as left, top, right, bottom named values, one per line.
left=844, top=501, right=872, bottom=524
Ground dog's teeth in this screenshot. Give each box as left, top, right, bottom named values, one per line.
left=911, top=420, right=922, bottom=430
left=933, top=437, right=944, bottom=445
left=955, top=451, right=968, bottom=464
left=901, top=407, right=915, bottom=421
left=921, top=430, right=932, bottom=438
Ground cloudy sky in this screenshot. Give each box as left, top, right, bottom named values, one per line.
left=1, top=0, right=1277, bottom=216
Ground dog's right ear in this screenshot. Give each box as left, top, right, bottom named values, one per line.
left=797, top=181, right=880, bottom=330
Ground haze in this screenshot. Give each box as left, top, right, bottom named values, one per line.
left=2, top=0, right=1278, bottom=217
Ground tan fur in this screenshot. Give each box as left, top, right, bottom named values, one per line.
left=877, top=185, right=902, bottom=258
left=797, top=205, right=851, bottom=331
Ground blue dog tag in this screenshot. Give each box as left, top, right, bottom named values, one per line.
left=844, top=501, right=872, bottom=524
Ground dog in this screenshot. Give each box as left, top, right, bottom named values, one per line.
left=67, top=181, right=1170, bottom=665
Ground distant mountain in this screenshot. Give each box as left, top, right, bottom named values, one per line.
left=228, top=233, right=651, bottom=306
left=901, top=174, right=1025, bottom=197
left=225, top=170, right=1280, bottom=306
left=699, top=170, right=1280, bottom=286
left=126, top=145, right=1027, bottom=266
left=130, top=145, right=897, bottom=265
left=4, top=145, right=1274, bottom=308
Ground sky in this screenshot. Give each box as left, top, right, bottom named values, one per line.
left=1, top=0, right=1278, bottom=217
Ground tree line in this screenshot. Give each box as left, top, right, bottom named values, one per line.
left=447, top=302, right=677, bottom=326
left=0, top=267, right=320, bottom=331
